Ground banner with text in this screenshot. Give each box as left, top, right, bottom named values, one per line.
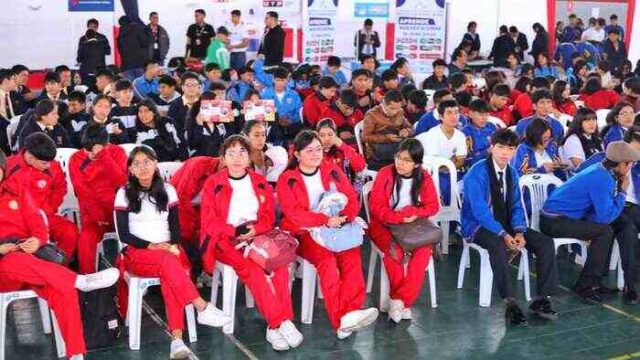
left=68, top=0, right=114, bottom=11
left=393, top=0, right=446, bottom=74
left=302, top=0, right=339, bottom=64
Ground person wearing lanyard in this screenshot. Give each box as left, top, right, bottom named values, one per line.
left=226, top=10, right=250, bottom=71
left=186, top=9, right=215, bottom=61
left=147, top=12, right=170, bottom=66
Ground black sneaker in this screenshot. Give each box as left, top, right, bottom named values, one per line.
left=575, top=286, right=603, bottom=305
left=529, top=298, right=558, bottom=320
left=505, top=302, right=528, bottom=326
left=595, top=284, right=619, bottom=295
left=624, top=288, right=639, bottom=305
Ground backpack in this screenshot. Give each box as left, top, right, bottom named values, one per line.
left=78, top=285, right=122, bottom=349
left=236, top=229, right=298, bottom=273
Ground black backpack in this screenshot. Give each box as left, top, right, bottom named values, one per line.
left=78, top=285, right=122, bottom=349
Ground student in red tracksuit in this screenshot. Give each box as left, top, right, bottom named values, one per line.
left=317, top=119, right=366, bottom=178
left=115, top=145, right=230, bottom=359
left=0, top=150, right=120, bottom=360
left=302, top=76, right=338, bottom=127
left=69, top=123, right=128, bottom=273
left=170, top=156, right=223, bottom=246
left=319, top=89, right=364, bottom=142
left=368, top=139, right=441, bottom=323
left=6, top=133, right=79, bottom=260
left=200, top=135, right=303, bottom=351
left=277, top=130, right=379, bottom=339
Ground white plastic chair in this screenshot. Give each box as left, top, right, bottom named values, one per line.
left=596, top=109, right=610, bottom=130
left=299, top=257, right=320, bottom=324
left=421, top=156, right=461, bottom=255
left=113, top=215, right=198, bottom=350
left=518, top=174, right=588, bottom=266
left=157, top=162, right=184, bottom=183
left=361, top=181, right=437, bottom=309
left=6, top=115, right=21, bottom=153
left=1, top=290, right=66, bottom=360
left=209, top=262, right=255, bottom=334
left=556, top=113, right=573, bottom=129
left=486, top=116, right=507, bottom=129
left=55, top=148, right=80, bottom=226
left=424, top=89, right=436, bottom=109
left=354, top=121, right=365, bottom=155
left=119, top=143, right=138, bottom=156
left=456, top=241, right=531, bottom=306
left=609, top=240, right=624, bottom=290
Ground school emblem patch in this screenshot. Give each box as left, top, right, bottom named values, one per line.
left=37, top=180, right=47, bottom=189
left=8, top=200, right=18, bottom=210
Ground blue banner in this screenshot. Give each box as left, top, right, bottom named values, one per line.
left=69, top=0, right=114, bottom=12
left=354, top=3, right=389, bottom=18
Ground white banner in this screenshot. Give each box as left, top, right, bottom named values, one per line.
left=302, top=0, right=339, bottom=64
left=393, top=0, right=446, bottom=74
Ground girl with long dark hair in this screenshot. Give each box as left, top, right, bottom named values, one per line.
left=560, top=107, right=603, bottom=169
left=511, top=117, right=564, bottom=176
left=602, top=101, right=636, bottom=146
left=552, top=80, right=577, bottom=116
left=115, top=146, right=230, bottom=359
left=317, top=118, right=366, bottom=180
left=368, top=139, right=440, bottom=323
left=277, top=130, right=378, bottom=339
left=242, top=120, right=288, bottom=183
left=135, top=99, right=188, bottom=161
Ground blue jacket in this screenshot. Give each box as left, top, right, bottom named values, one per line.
left=132, top=76, right=159, bottom=99
left=461, top=159, right=527, bottom=240
left=462, top=122, right=498, bottom=168
left=227, top=80, right=255, bottom=103
left=575, top=152, right=605, bottom=173
left=261, top=87, right=303, bottom=124
left=534, top=66, right=559, bottom=79
left=511, top=142, right=560, bottom=177
left=562, top=26, right=582, bottom=43
left=577, top=152, right=640, bottom=204
left=515, top=115, right=565, bottom=145
left=322, top=68, right=348, bottom=87
left=542, top=163, right=626, bottom=224
left=252, top=58, right=296, bottom=91
left=603, top=123, right=626, bottom=147
left=415, top=111, right=469, bottom=135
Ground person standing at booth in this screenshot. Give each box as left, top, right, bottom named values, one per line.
left=186, top=9, right=216, bottom=61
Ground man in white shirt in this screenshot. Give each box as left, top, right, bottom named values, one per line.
left=227, top=9, right=250, bottom=71
left=415, top=99, right=467, bottom=168
left=581, top=17, right=606, bottom=44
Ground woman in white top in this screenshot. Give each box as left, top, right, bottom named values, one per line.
left=115, top=145, right=230, bottom=359
left=560, top=107, right=603, bottom=170
left=511, top=118, right=565, bottom=177
left=242, top=120, right=288, bottom=184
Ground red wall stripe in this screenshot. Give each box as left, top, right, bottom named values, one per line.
left=385, top=22, right=395, bottom=60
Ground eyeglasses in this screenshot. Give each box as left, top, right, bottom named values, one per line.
left=131, top=159, right=155, bottom=169
left=183, top=82, right=200, bottom=88
left=395, top=155, right=415, bottom=164
left=225, top=149, right=249, bottom=158
left=302, top=146, right=323, bottom=155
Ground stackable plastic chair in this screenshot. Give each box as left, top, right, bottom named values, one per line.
left=55, top=148, right=81, bottom=226
left=209, top=262, right=255, bottom=334
left=157, top=162, right=184, bottom=183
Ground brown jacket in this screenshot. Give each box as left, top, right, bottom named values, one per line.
left=361, top=104, right=413, bottom=160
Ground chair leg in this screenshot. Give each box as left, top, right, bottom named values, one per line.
left=185, top=304, right=198, bottom=343
left=617, top=256, right=625, bottom=291
left=95, top=241, right=104, bottom=271
left=245, top=287, right=255, bottom=308
left=575, top=243, right=588, bottom=267
left=440, top=221, right=450, bottom=255
left=520, top=249, right=531, bottom=301
left=222, top=266, right=238, bottom=335
left=127, top=278, right=143, bottom=351
left=457, top=243, right=469, bottom=289
left=379, top=263, right=390, bottom=312
left=37, top=298, right=52, bottom=334
left=366, top=246, right=378, bottom=294
left=478, top=251, right=493, bottom=307
left=427, top=256, right=437, bottom=308
left=610, top=240, right=620, bottom=271
left=300, top=260, right=317, bottom=325
left=50, top=311, right=66, bottom=358
left=210, top=267, right=221, bottom=306
left=1, top=297, right=7, bottom=360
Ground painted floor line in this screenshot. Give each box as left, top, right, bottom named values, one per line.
left=224, top=334, right=260, bottom=360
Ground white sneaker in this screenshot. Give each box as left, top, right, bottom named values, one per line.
left=69, top=355, right=84, bottom=360
left=401, top=307, right=413, bottom=320
left=336, top=329, right=353, bottom=340
left=170, top=339, right=192, bottom=359
left=338, top=308, right=379, bottom=333
left=266, top=328, right=290, bottom=351
left=197, top=303, right=231, bottom=328
left=75, top=268, right=120, bottom=292
left=278, top=320, right=303, bottom=348
left=388, top=299, right=404, bottom=323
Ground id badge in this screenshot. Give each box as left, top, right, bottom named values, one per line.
left=154, top=42, right=159, bottom=49
left=216, top=123, right=226, bottom=137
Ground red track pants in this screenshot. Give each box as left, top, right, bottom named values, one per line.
left=215, top=240, right=293, bottom=329
left=48, top=214, right=79, bottom=260
left=0, top=252, right=85, bottom=355
left=124, top=246, right=200, bottom=331
left=370, top=224, right=432, bottom=308
left=296, top=232, right=365, bottom=330
left=77, top=222, right=111, bottom=274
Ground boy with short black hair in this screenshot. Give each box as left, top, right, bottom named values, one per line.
left=422, top=59, right=448, bottom=90
left=513, top=76, right=550, bottom=119
left=149, top=75, right=181, bottom=116
left=227, top=65, right=255, bottom=103
left=373, top=69, right=399, bottom=103
left=462, top=98, right=498, bottom=167
left=132, top=59, right=160, bottom=99
left=350, top=68, right=374, bottom=113
left=320, top=88, right=363, bottom=141
left=260, top=67, right=303, bottom=146
left=515, top=88, right=564, bottom=144
left=489, top=83, right=514, bottom=126
left=303, top=76, right=339, bottom=127
left=323, top=56, right=348, bottom=87
left=61, top=90, right=90, bottom=148
left=406, top=89, right=428, bottom=124
left=201, top=62, right=223, bottom=92
left=111, top=78, right=138, bottom=139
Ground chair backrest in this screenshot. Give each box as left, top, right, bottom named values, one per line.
left=299, top=106, right=304, bottom=124
left=424, top=89, right=436, bottom=109
left=557, top=113, right=572, bottom=128
left=518, top=173, right=563, bottom=230
left=596, top=109, right=610, bottom=130
left=54, top=148, right=79, bottom=214
left=354, top=121, right=365, bottom=155
left=6, top=115, right=21, bottom=151
left=421, top=156, right=461, bottom=210
left=157, top=161, right=184, bottom=182
left=362, top=181, right=374, bottom=223
left=119, top=143, right=138, bottom=156
left=487, top=116, right=507, bottom=129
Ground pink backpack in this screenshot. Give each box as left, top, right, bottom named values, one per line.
left=237, top=229, right=298, bottom=273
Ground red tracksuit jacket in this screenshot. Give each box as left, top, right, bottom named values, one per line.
left=489, top=107, right=515, bottom=127
left=555, top=100, right=578, bottom=117
left=320, top=103, right=364, bottom=129
left=276, top=162, right=360, bottom=234
left=513, top=93, right=534, bottom=119
left=199, top=168, right=275, bottom=274
left=170, top=156, right=223, bottom=243
left=303, top=92, right=333, bottom=127
left=322, top=144, right=367, bottom=175
left=6, top=153, right=66, bottom=216
left=0, top=175, right=49, bottom=246
left=579, top=89, right=622, bottom=111
left=69, top=145, right=127, bottom=225
left=369, top=165, right=440, bottom=231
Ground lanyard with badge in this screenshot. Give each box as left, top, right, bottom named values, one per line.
left=195, top=25, right=207, bottom=46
